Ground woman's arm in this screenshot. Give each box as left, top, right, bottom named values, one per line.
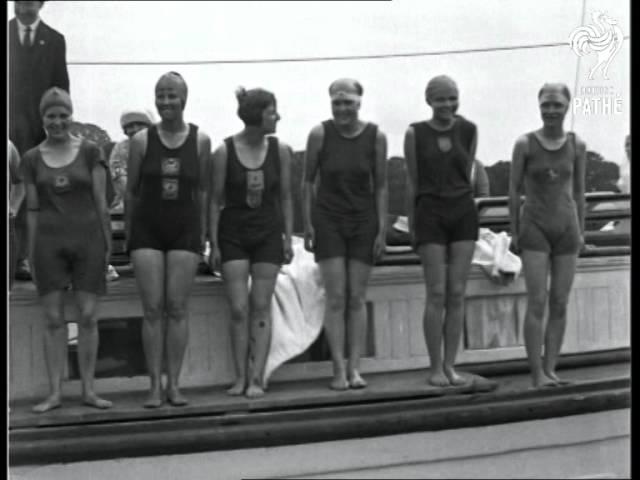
left=125, top=130, right=147, bottom=247
left=21, top=152, right=39, bottom=281
left=208, top=143, right=227, bottom=270
left=508, top=135, right=528, bottom=251
left=474, top=160, right=491, bottom=198
left=573, top=134, right=587, bottom=244
left=91, top=146, right=112, bottom=265
left=372, top=129, right=388, bottom=260
left=197, top=130, right=213, bottom=253
left=403, top=126, right=418, bottom=247
left=278, top=142, right=294, bottom=263
left=302, top=124, right=323, bottom=252
left=8, top=142, right=25, bottom=217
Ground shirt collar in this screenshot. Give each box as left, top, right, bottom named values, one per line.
left=16, top=17, right=41, bottom=35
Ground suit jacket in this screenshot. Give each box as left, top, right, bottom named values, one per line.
left=9, top=18, right=70, bottom=155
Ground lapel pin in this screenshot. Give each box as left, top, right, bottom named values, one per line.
left=39, top=40, right=45, bottom=45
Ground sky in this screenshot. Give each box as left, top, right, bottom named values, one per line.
left=7, top=0, right=630, bottom=165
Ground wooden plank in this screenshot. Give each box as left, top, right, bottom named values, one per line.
left=563, top=291, right=581, bottom=353
left=371, top=301, right=391, bottom=359
left=464, top=296, right=521, bottom=350
left=609, top=284, right=630, bottom=346
left=389, top=301, right=410, bottom=359
left=409, top=299, right=427, bottom=356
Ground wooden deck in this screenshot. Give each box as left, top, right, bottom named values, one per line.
left=9, top=361, right=630, bottom=466
left=8, top=254, right=630, bottom=403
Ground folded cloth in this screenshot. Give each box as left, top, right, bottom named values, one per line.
left=392, top=216, right=409, bottom=233
left=472, top=228, right=522, bottom=284
left=263, top=237, right=326, bottom=386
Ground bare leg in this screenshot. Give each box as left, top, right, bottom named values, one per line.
left=417, top=244, right=449, bottom=387
left=131, top=249, right=166, bottom=408
left=75, top=291, right=112, bottom=409
left=245, top=262, right=280, bottom=398
left=222, top=260, right=251, bottom=396
left=442, top=241, right=476, bottom=386
left=543, top=253, right=578, bottom=385
left=346, top=259, right=372, bottom=389
left=164, top=250, right=200, bottom=406
left=318, top=258, right=349, bottom=390
left=33, top=291, right=66, bottom=413
left=521, top=250, right=557, bottom=387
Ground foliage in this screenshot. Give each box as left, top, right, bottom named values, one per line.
left=69, top=121, right=112, bottom=148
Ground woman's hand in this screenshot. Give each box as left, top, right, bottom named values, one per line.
left=373, top=231, right=386, bottom=261
left=283, top=237, right=294, bottom=264
left=304, top=226, right=315, bottom=253
left=408, top=215, right=417, bottom=250
left=105, top=245, right=112, bottom=269
left=510, top=233, right=520, bottom=255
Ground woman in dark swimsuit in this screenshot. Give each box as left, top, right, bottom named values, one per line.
left=509, top=83, right=586, bottom=388
left=404, top=75, right=478, bottom=387
left=126, top=72, right=212, bottom=407
left=209, top=87, right=294, bottom=398
left=22, top=87, right=113, bottom=412
left=302, top=78, right=388, bottom=390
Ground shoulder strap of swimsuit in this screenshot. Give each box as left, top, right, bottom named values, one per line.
left=269, top=136, right=280, bottom=176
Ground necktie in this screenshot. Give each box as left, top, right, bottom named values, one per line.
left=24, top=26, right=32, bottom=47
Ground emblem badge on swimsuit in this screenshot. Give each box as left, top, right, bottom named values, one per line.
left=162, top=178, right=179, bottom=200
left=246, top=170, right=265, bottom=209
left=53, top=174, right=72, bottom=193
left=437, top=135, right=453, bottom=153
left=161, top=157, right=181, bottom=176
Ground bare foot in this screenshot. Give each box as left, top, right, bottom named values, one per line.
left=544, top=370, right=572, bottom=385
left=83, top=393, right=113, bottom=410
left=227, top=379, right=246, bottom=396
left=245, top=384, right=265, bottom=398
left=532, top=372, right=559, bottom=388
left=32, top=394, right=62, bottom=413
left=348, top=371, right=368, bottom=389
left=329, top=373, right=349, bottom=391
left=428, top=371, right=450, bottom=387
left=167, top=388, right=188, bottom=407
left=443, top=367, right=468, bottom=386
left=143, top=389, right=164, bottom=408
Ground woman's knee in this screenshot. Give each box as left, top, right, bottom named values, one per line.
left=326, top=291, right=346, bottom=313
left=445, top=284, right=467, bottom=309
left=347, top=292, right=366, bottom=312
left=229, top=300, right=249, bottom=323
left=165, top=300, right=189, bottom=322
left=427, top=287, right=446, bottom=310
left=249, top=297, right=271, bottom=319
left=527, top=291, right=548, bottom=318
left=548, top=294, right=569, bottom=318
left=142, top=303, right=165, bottom=324
left=43, top=308, right=65, bottom=332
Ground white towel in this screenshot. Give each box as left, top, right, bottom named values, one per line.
left=472, top=228, right=522, bottom=283
left=263, top=237, right=326, bottom=385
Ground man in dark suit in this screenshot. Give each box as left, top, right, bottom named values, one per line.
left=9, top=0, right=70, bottom=280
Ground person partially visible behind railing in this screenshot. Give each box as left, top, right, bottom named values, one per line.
left=8, top=139, right=25, bottom=291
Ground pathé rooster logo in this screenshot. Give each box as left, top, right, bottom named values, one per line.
left=568, top=11, right=623, bottom=80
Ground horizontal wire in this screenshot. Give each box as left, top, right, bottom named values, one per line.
left=66, top=37, right=630, bottom=66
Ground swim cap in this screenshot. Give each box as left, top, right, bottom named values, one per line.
left=155, top=71, right=188, bottom=106
left=39, top=87, right=72, bottom=116
left=329, top=78, right=363, bottom=102
left=425, top=75, right=458, bottom=101
left=120, top=109, right=153, bottom=128
left=538, top=83, right=571, bottom=105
